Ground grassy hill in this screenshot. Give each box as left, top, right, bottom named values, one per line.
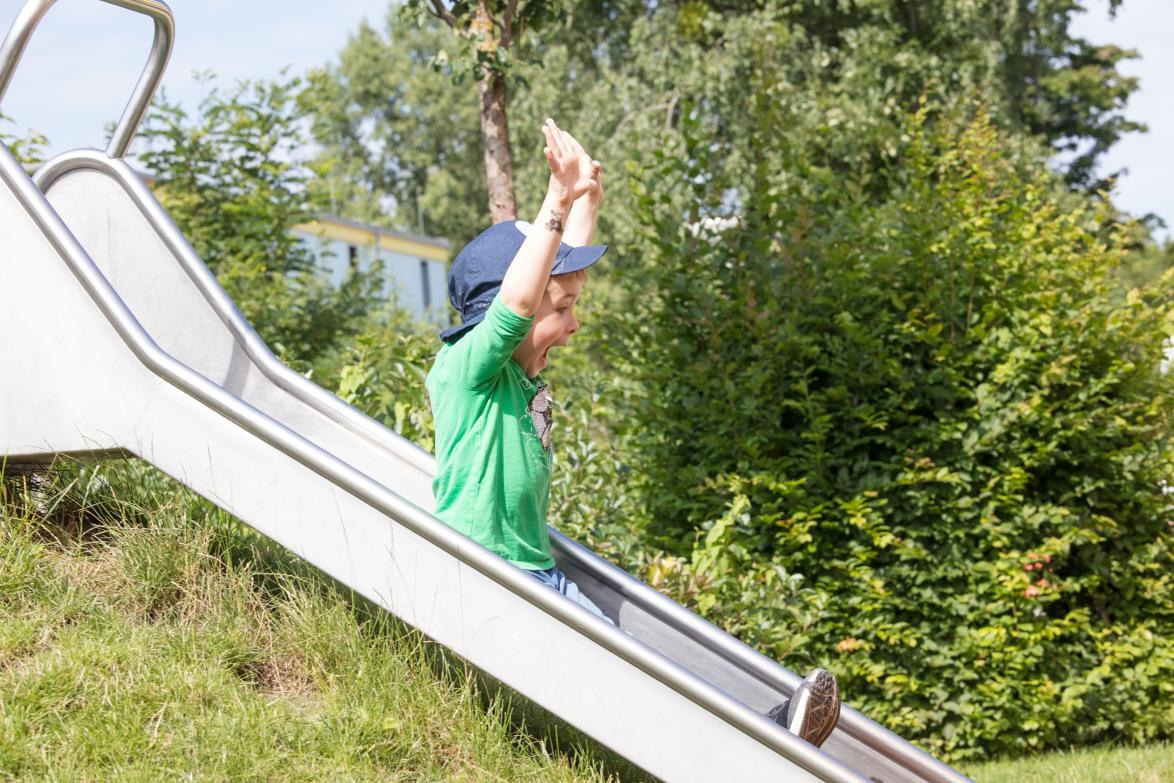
left=4, top=460, right=1170, bottom=782
left=0, top=460, right=637, bottom=782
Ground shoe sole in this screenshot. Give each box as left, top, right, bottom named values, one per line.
left=791, top=669, right=841, bottom=748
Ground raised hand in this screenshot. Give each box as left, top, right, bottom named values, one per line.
left=561, top=129, right=603, bottom=206
left=557, top=127, right=603, bottom=200
left=542, top=118, right=598, bottom=205
left=587, top=156, right=603, bottom=205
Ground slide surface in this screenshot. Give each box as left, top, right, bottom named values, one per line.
left=0, top=142, right=971, bottom=783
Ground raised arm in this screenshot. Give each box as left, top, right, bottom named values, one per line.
left=499, top=118, right=598, bottom=317
left=563, top=136, right=603, bottom=247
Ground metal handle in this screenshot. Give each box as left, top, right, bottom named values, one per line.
left=0, top=0, right=173, bottom=158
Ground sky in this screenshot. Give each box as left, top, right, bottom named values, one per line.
left=1071, top=0, right=1173, bottom=241
left=0, top=0, right=393, bottom=148
left=1, top=0, right=1170, bottom=242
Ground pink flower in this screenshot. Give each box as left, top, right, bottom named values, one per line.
left=1037, top=578, right=1049, bottom=588
left=1025, top=563, right=1034, bottom=571
left=1025, top=585, right=1040, bottom=598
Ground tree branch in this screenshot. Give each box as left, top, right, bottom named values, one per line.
left=613, top=91, right=680, bottom=138
left=426, top=0, right=458, bottom=28
left=501, top=0, right=519, bottom=46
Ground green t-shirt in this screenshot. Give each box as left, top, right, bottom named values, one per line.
left=426, top=296, right=555, bottom=570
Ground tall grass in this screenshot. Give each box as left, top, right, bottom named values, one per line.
left=0, top=460, right=640, bottom=782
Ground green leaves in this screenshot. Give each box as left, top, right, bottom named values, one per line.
left=0, top=111, right=48, bottom=166
left=319, top=313, right=438, bottom=452
left=605, top=89, right=1174, bottom=760
left=136, top=75, right=382, bottom=368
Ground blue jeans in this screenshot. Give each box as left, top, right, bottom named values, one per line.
left=527, top=565, right=615, bottom=625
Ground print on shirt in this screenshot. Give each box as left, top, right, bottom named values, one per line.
left=528, top=383, right=553, bottom=451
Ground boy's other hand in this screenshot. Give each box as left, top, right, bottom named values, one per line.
left=560, top=128, right=604, bottom=206
left=586, top=158, right=603, bottom=206
left=542, top=118, right=598, bottom=206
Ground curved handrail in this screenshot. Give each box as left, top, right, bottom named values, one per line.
left=0, top=0, right=173, bottom=158
left=1, top=142, right=867, bottom=783
left=32, top=149, right=437, bottom=474
left=32, top=147, right=969, bottom=783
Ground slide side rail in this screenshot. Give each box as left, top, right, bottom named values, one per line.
left=0, top=139, right=867, bottom=783
left=0, top=0, right=173, bottom=158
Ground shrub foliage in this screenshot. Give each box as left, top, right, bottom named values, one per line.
left=610, top=102, right=1173, bottom=759
left=137, top=76, right=380, bottom=367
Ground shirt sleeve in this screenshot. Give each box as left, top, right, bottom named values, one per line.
left=445, top=295, right=534, bottom=387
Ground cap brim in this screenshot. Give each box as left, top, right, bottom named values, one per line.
left=440, top=240, right=607, bottom=341
left=551, top=243, right=607, bottom=276
left=439, top=311, right=486, bottom=342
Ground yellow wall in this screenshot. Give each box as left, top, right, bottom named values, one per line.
left=295, top=219, right=450, bottom=262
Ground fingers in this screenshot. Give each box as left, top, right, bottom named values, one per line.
left=542, top=119, right=566, bottom=176
left=561, top=131, right=600, bottom=182
left=544, top=118, right=569, bottom=157
left=541, top=121, right=559, bottom=157
left=543, top=146, right=561, bottom=174
left=545, top=118, right=595, bottom=165
left=543, top=120, right=602, bottom=199
left=561, top=129, right=587, bottom=158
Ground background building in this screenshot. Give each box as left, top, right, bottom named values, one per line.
left=294, top=214, right=450, bottom=325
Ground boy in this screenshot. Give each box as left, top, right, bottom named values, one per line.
left=426, top=118, right=841, bottom=748
left=427, top=118, right=608, bottom=621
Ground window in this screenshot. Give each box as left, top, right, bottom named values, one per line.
left=348, top=244, right=359, bottom=272
left=420, top=260, right=431, bottom=309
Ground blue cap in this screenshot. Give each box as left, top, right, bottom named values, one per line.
left=439, top=220, right=607, bottom=341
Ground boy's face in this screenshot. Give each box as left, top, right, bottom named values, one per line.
left=512, top=273, right=586, bottom=378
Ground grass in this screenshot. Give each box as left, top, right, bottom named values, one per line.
left=968, top=742, right=1174, bottom=783
left=0, top=460, right=645, bottom=782
left=2, top=460, right=1169, bottom=783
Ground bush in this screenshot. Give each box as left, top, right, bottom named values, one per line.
left=0, top=112, right=47, bottom=166
left=609, top=99, right=1174, bottom=760
left=312, top=304, right=440, bottom=452
left=137, top=76, right=381, bottom=368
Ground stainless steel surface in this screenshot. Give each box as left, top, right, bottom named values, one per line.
left=0, top=0, right=173, bottom=158
left=551, top=531, right=972, bottom=783
left=1, top=141, right=865, bottom=782
left=33, top=150, right=437, bottom=506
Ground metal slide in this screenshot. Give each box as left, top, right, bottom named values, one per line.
left=0, top=2, right=972, bottom=782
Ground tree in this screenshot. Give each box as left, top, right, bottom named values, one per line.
left=305, top=0, right=1146, bottom=252
left=696, top=0, right=1142, bottom=189
left=136, top=75, right=381, bottom=368
left=610, top=76, right=1173, bottom=756
left=401, top=0, right=573, bottom=223
left=302, top=18, right=489, bottom=245
left=301, top=7, right=642, bottom=248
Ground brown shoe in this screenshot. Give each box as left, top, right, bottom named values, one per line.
left=784, top=668, right=841, bottom=748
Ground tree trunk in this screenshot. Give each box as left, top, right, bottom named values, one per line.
left=477, top=70, right=517, bottom=223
